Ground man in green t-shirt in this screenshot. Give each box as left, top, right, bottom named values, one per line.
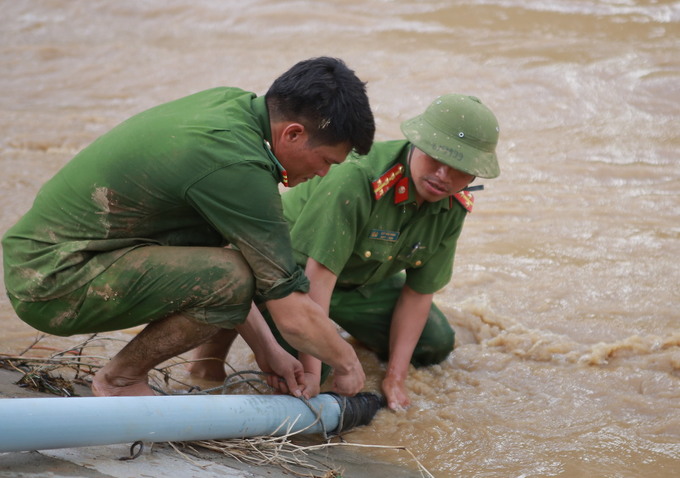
left=2, top=57, right=375, bottom=398
left=191, top=94, right=501, bottom=410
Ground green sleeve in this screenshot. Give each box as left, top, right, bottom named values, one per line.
left=405, top=224, right=462, bottom=294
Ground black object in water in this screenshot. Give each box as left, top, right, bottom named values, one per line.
left=326, top=392, right=387, bottom=434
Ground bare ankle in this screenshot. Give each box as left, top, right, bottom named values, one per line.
left=187, top=361, right=227, bottom=382
left=92, top=370, right=155, bottom=397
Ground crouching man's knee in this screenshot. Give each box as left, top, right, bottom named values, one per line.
left=183, top=250, right=256, bottom=328
left=411, top=324, right=455, bottom=367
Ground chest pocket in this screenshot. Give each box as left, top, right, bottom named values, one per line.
left=395, top=241, right=430, bottom=269
left=357, top=231, right=430, bottom=270
left=356, top=232, right=400, bottom=263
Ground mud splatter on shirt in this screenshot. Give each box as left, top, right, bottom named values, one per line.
left=2, top=88, right=308, bottom=302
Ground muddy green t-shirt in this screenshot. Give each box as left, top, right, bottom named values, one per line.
left=283, top=140, right=468, bottom=294
left=2, top=88, right=308, bottom=302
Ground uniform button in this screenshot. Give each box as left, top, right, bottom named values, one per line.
left=397, top=186, right=406, bottom=194
left=415, top=260, right=422, bottom=266
left=364, top=251, right=371, bottom=258
left=387, top=256, right=393, bottom=261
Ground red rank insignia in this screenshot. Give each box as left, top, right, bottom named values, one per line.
left=452, top=190, right=474, bottom=212
left=371, top=164, right=404, bottom=200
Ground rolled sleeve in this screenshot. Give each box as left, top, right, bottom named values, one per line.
left=405, top=228, right=460, bottom=294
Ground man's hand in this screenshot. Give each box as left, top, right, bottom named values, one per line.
left=301, top=372, right=321, bottom=399
left=382, top=285, right=433, bottom=410
left=256, top=345, right=306, bottom=397
left=332, top=361, right=366, bottom=396
left=235, top=303, right=306, bottom=398
left=267, top=293, right=366, bottom=394
left=382, top=375, right=410, bottom=411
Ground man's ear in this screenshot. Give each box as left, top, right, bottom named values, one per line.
left=282, top=122, right=305, bottom=143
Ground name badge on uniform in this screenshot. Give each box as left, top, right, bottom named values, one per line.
left=369, top=229, right=400, bottom=242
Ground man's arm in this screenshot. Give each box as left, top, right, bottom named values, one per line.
left=383, top=285, right=434, bottom=410
left=296, top=257, right=339, bottom=397
left=235, top=303, right=306, bottom=397
left=266, top=289, right=364, bottom=397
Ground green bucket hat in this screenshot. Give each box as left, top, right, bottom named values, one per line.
left=400, top=94, right=500, bottom=178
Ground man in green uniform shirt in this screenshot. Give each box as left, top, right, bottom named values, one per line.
left=191, top=94, right=501, bottom=410
left=2, top=57, right=375, bottom=398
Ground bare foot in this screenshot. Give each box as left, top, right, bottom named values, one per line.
left=91, top=369, right=155, bottom=397
left=187, top=360, right=227, bottom=382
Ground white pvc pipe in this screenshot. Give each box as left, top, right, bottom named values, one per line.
left=0, top=394, right=343, bottom=453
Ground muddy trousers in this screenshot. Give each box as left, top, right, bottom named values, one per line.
left=7, top=246, right=256, bottom=336
left=265, top=273, right=455, bottom=381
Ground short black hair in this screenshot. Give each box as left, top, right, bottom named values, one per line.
left=266, top=57, right=375, bottom=155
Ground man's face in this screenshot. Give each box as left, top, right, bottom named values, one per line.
left=409, top=147, right=476, bottom=204
left=276, top=127, right=351, bottom=187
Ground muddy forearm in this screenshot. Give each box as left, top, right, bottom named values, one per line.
left=266, top=292, right=360, bottom=374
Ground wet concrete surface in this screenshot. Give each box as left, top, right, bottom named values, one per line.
left=0, top=368, right=422, bottom=478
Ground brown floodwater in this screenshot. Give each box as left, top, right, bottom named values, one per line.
left=1, top=1, right=678, bottom=476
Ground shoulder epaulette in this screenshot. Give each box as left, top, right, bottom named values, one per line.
left=452, top=190, right=474, bottom=212
left=371, top=164, right=404, bottom=200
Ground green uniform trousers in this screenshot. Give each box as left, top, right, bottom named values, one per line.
left=265, top=273, right=455, bottom=382
left=8, top=246, right=255, bottom=336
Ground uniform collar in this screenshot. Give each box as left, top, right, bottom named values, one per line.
left=252, top=95, right=272, bottom=144
left=253, top=96, right=289, bottom=186
left=263, top=139, right=289, bottom=186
